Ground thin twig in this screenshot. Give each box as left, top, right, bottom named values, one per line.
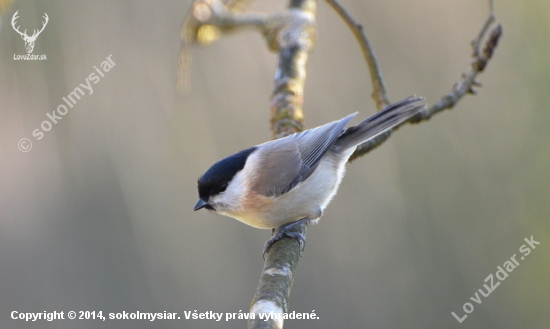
left=412, top=23, right=502, bottom=121
left=472, top=0, right=495, bottom=57
left=324, top=0, right=501, bottom=162
left=325, top=0, right=390, bottom=110
left=349, top=18, right=502, bottom=161
left=324, top=0, right=394, bottom=162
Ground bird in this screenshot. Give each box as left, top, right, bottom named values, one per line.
left=194, top=96, right=425, bottom=258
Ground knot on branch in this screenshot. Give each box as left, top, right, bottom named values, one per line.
left=474, top=23, right=503, bottom=72
left=180, top=0, right=316, bottom=52
left=263, top=10, right=316, bottom=52
left=178, top=0, right=316, bottom=93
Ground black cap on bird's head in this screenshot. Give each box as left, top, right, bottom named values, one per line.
left=194, top=146, right=257, bottom=211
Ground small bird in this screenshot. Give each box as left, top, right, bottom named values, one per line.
left=194, top=96, right=425, bottom=257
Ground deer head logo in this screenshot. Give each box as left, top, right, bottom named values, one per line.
left=12, top=11, right=49, bottom=54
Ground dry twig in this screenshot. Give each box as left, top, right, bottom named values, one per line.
left=325, top=0, right=389, bottom=110
left=346, top=1, right=501, bottom=161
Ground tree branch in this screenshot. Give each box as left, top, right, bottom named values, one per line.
left=348, top=2, right=502, bottom=162
left=249, top=1, right=316, bottom=327
left=325, top=0, right=389, bottom=110
left=180, top=3, right=315, bottom=325
left=178, top=0, right=270, bottom=92
left=324, top=0, right=398, bottom=162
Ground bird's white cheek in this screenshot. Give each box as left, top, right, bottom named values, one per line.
left=210, top=170, right=247, bottom=212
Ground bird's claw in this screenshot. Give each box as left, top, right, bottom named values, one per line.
left=262, top=218, right=309, bottom=259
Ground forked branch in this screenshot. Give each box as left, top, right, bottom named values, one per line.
left=342, top=0, right=502, bottom=161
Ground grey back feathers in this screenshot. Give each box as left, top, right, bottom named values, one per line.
left=252, top=96, right=424, bottom=198
left=294, top=112, right=357, bottom=170
left=251, top=113, right=356, bottom=197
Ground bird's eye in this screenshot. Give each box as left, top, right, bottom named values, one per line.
left=219, top=183, right=228, bottom=193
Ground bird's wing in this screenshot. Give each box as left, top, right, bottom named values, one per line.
left=252, top=113, right=356, bottom=197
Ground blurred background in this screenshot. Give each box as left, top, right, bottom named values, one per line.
left=1, top=0, right=549, bottom=328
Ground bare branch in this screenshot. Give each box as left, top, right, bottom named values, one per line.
left=179, top=3, right=316, bottom=325
left=178, top=0, right=270, bottom=92
left=325, top=0, right=390, bottom=110
left=349, top=6, right=502, bottom=162
left=472, top=0, right=495, bottom=57
left=410, top=23, right=502, bottom=122
left=177, top=0, right=317, bottom=94
left=248, top=225, right=305, bottom=329
left=248, top=2, right=316, bottom=327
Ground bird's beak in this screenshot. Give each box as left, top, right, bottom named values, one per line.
left=193, top=199, right=208, bottom=211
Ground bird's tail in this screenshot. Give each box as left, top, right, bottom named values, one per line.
left=333, top=96, right=425, bottom=151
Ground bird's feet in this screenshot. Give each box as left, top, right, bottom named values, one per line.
left=263, top=217, right=310, bottom=259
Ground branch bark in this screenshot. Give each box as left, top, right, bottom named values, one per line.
left=180, top=2, right=316, bottom=327
left=249, top=1, right=316, bottom=328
